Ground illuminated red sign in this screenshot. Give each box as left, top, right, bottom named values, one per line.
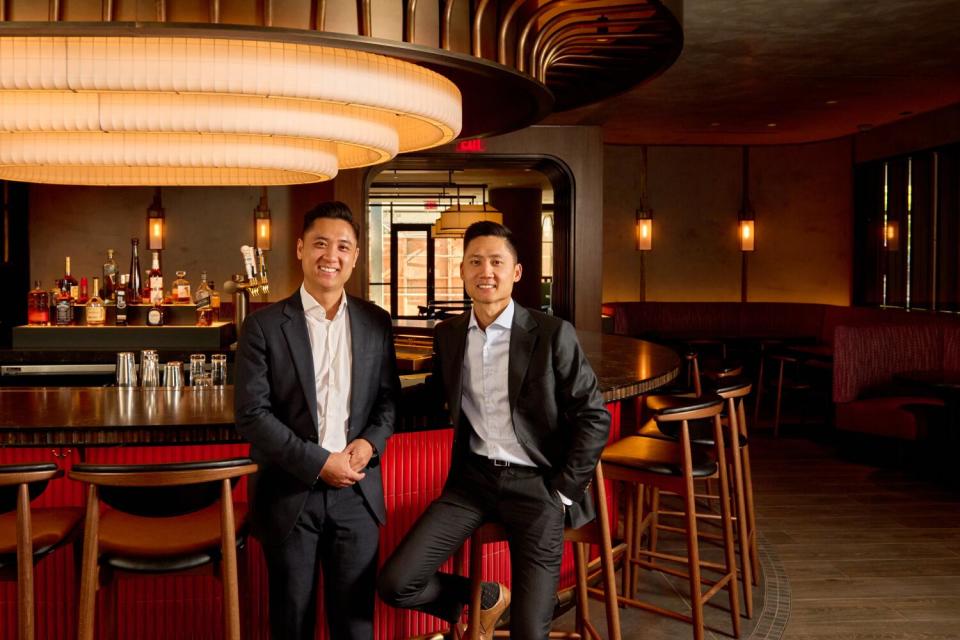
left=456, top=139, right=487, bottom=153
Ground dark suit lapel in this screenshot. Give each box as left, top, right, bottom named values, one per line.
left=509, top=304, right=538, bottom=412
left=348, top=296, right=371, bottom=434
left=444, top=312, right=470, bottom=423
left=280, top=293, right=319, bottom=432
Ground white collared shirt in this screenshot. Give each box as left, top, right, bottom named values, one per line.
left=462, top=300, right=537, bottom=467
left=300, top=284, right=351, bottom=453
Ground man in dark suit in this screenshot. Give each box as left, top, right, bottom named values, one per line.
left=378, top=221, right=610, bottom=639
left=235, top=201, right=399, bottom=640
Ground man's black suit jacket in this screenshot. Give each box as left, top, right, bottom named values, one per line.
left=427, top=303, right=610, bottom=529
left=234, top=291, right=399, bottom=544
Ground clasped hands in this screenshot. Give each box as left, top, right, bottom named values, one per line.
left=318, top=438, right=373, bottom=488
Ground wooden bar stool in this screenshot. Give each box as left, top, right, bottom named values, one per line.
left=463, top=463, right=621, bottom=640
left=70, top=458, right=257, bottom=640
left=602, top=395, right=741, bottom=640
left=0, top=463, right=83, bottom=640
left=637, top=377, right=757, bottom=617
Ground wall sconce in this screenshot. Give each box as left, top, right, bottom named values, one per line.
left=739, top=219, right=756, bottom=252
left=254, top=187, right=272, bottom=251
left=883, top=220, right=899, bottom=250
left=146, top=187, right=165, bottom=251
left=635, top=210, right=652, bottom=251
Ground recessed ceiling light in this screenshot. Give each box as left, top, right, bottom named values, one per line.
left=825, top=100, right=838, bottom=105
left=766, top=123, right=777, bottom=128
left=710, top=122, right=721, bottom=127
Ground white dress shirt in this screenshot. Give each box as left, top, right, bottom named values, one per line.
left=300, top=284, right=351, bottom=453
left=462, top=300, right=537, bottom=466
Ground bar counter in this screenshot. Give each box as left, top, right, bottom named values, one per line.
left=0, top=331, right=679, bottom=446
left=0, top=332, right=678, bottom=640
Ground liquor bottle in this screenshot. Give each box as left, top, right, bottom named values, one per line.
left=128, top=239, right=142, bottom=303
left=209, top=281, right=221, bottom=322
left=194, top=272, right=212, bottom=326
left=173, top=270, right=191, bottom=303
left=102, top=249, right=118, bottom=300
left=62, top=256, right=79, bottom=301
left=27, top=280, right=50, bottom=325
left=115, top=274, right=129, bottom=326
left=86, top=277, right=106, bottom=326
left=148, top=252, right=163, bottom=306
left=54, top=287, right=73, bottom=326
left=146, top=301, right=165, bottom=326
left=77, top=277, right=90, bottom=304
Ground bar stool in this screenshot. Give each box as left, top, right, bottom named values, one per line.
left=638, top=378, right=757, bottom=616
left=0, top=463, right=83, bottom=640
left=602, top=395, right=741, bottom=640
left=462, top=463, right=621, bottom=640
left=69, top=458, right=257, bottom=640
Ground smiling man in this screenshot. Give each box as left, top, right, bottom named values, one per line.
left=235, top=201, right=399, bottom=639
left=378, top=221, right=610, bottom=639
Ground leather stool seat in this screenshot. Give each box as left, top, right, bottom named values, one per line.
left=602, top=435, right=717, bottom=478
left=637, top=418, right=748, bottom=449
left=705, top=376, right=752, bottom=396
left=0, top=507, right=83, bottom=558
left=645, top=393, right=723, bottom=415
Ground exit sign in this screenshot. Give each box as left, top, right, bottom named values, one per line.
left=456, top=139, right=487, bottom=153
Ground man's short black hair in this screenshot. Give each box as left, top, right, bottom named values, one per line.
left=462, top=221, right=519, bottom=262
left=302, top=200, right=361, bottom=243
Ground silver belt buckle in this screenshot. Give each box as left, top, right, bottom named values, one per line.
left=492, top=458, right=510, bottom=467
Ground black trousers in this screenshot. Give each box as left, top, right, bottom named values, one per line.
left=263, top=483, right=380, bottom=640
left=378, top=454, right=566, bottom=640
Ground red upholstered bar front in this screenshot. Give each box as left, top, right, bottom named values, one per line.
left=0, top=402, right=622, bottom=639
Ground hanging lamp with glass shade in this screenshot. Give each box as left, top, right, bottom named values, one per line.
left=434, top=183, right=502, bottom=238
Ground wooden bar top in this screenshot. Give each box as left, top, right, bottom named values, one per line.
left=0, top=331, right=679, bottom=446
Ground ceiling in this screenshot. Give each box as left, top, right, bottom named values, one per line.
left=544, top=0, right=960, bottom=145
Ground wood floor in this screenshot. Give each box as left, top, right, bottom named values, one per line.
left=751, top=432, right=960, bottom=640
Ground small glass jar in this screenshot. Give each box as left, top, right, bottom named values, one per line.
left=173, top=270, right=192, bottom=304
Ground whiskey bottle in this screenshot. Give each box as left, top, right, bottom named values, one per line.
left=173, top=270, right=191, bottom=303
left=146, top=302, right=165, bottom=326
left=102, top=249, right=118, bottom=300
left=86, top=277, right=106, bottom=326
left=62, top=256, right=78, bottom=301
left=148, top=252, right=163, bottom=306
left=54, top=287, right=73, bottom=326
left=128, top=239, right=143, bottom=303
left=115, top=274, right=129, bottom=326
left=27, top=280, right=50, bottom=325
left=209, top=281, right=221, bottom=321
left=194, top=272, right=212, bottom=326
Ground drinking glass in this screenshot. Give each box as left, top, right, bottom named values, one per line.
left=116, top=352, right=137, bottom=387
left=189, top=354, right=206, bottom=386
left=163, top=361, right=184, bottom=388
left=210, top=354, right=228, bottom=386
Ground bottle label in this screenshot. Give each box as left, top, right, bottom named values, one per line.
left=56, top=300, right=72, bottom=325
left=196, top=294, right=211, bottom=309
left=70, top=285, right=79, bottom=300
left=150, top=275, right=163, bottom=304
left=177, top=284, right=191, bottom=300
left=87, top=307, right=105, bottom=324
left=147, top=307, right=163, bottom=326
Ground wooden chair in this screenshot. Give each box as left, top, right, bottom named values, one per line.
left=0, top=463, right=83, bottom=640
left=602, top=394, right=741, bottom=640
left=462, top=463, right=621, bottom=640
left=69, top=458, right=257, bottom=640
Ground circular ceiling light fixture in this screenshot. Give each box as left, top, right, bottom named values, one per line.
left=0, top=34, right=462, bottom=186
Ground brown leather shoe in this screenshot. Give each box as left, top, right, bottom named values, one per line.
left=475, top=583, right=510, bottom=640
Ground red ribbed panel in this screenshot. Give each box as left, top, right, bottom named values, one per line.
left=1, top=406, right=624, bottom=639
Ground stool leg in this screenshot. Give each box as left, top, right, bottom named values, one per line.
left=78, top=485, right=100, bottom=640
left=713, top=415, right=741, bottom=637
left=726, top=398, right=753, bottom=618
left=594, top=465, right=623, bottom=640
left=467, top=538, right=484, bottom=640
left=16, top=484, right=34, bottom=640
left=680, top=422, right=705, bottom=640
left=622, top=485, right=635, bottom=599
left=574, top=542, right=590, bottom=638
left=220, top=479, right=241, bottom=640
left=753, top=353, right=766, bottom=423
left=649, top=488, right=661, bottom=556
left=737, top=398, right=761, bottom=587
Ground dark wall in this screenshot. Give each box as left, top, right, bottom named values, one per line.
left=490, top=187, right=542, bottom=310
